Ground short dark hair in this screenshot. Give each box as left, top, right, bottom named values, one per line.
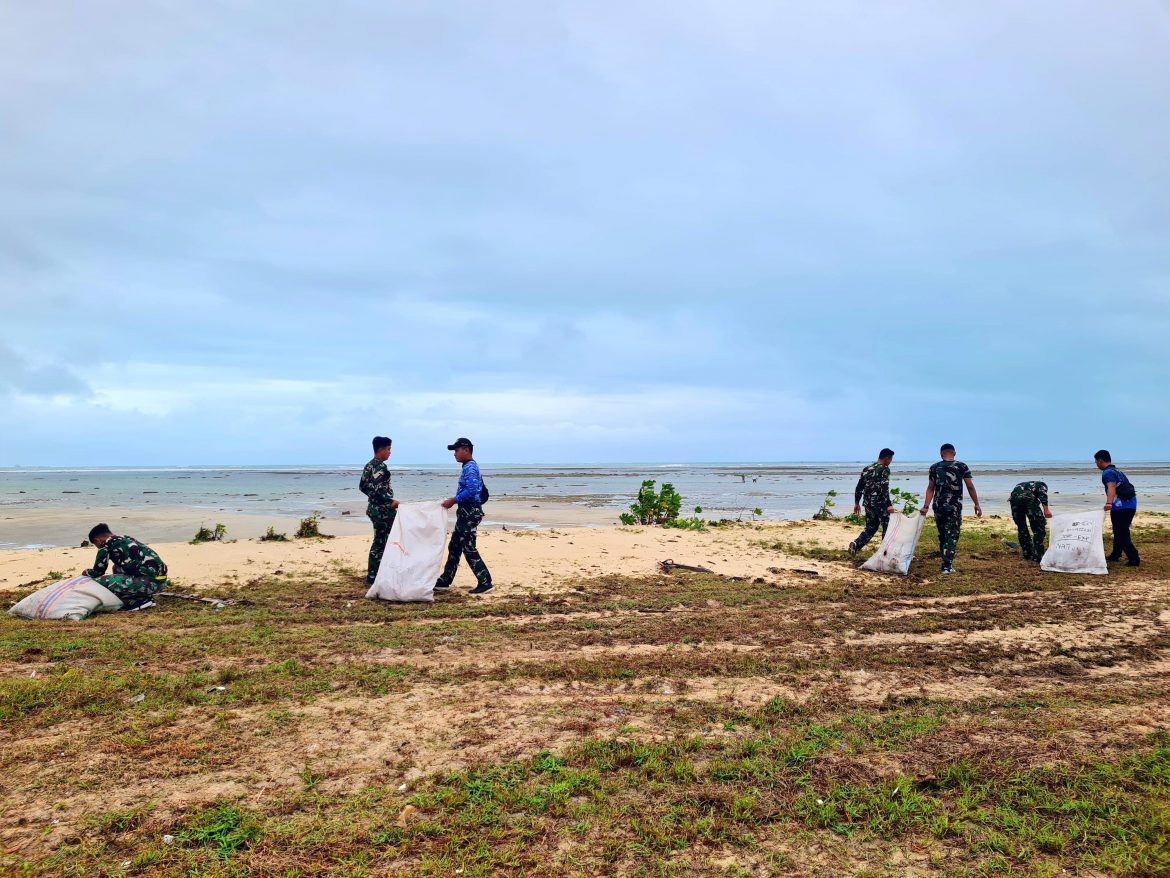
left=940, top=443, right=955, bottom=454
left=372, top=436, right=392, bottom=452
left=879, top=448, right=894, bottom=459
left=1094, top=449, right=1111, bottom=463
left=88, top=523, right=112, bottom=542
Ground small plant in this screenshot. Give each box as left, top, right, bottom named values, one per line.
left=259, top=526, right=288, bottom=542
left=295, top=512, right=328, bottom=539
left=619, top=481, right=683, bottom=526
left=177, top=804, right=261, bottom=860
left=891, top=487, right=921, bottom=516
left=191, top=523, right=227, bottom=544
left=812, top=489, right=838, bottom=521
left=46, top=570, right=66, bottom=581
left=300, top=763, right=321, bottom=791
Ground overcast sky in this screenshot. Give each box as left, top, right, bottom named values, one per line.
left=1, top=1, right=1167, bottom=466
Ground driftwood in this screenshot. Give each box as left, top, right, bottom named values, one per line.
left=658, top=559, right=714, bottom=574
left=159, top=591, right=252, bottom=608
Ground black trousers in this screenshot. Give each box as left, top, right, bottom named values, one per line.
left=437, top=504, right=492, bottom=587
left=1108, top=508, right=1139, bottom=563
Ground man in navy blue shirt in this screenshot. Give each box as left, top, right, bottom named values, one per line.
left=436, top=438, right=493, bottom=594
left=1095, top=449, right=1139, bottom=566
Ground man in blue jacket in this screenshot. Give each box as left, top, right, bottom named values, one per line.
left=436, top=438, right=493, bottom=594
left=1096, top=449, right=1140, bottom=566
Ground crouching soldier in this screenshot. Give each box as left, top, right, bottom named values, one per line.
left=1009, top=480, right=1052, bottom=562
left=84, top=523, right=168, bottom=610
left=848, top=448, right=896, bottom=557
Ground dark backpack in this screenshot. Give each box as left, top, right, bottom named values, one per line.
left=1114, top=470, right=1136, bottom=501
left=479, top=481, right=490, bottom=504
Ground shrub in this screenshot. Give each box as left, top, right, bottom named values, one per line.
left=295, top=512, right=328, bottom=539
left=619, top=481, right=683, bottom=526
left=191, top=523, right=227, bottom=544
left=259, top=526, right=288, bottom=542
left=812, top=490, right=838, bottom=521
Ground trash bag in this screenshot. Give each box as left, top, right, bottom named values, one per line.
left=366, top=502, right=450, bottom=602
left=861, top=512, right=926, bottom=575
left=9, top=575, right=124, bottom=621
left=1041, top=512, right=1107, bottom=575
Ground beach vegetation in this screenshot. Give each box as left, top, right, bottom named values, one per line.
left=812, top=489, right=839, bottom=520
left=295, top=511, right=328, bottom=539
left=619, top=480, right=683, bottom=526
left=190, top=523, right=227, bottom=544
left=259, top=526, right=289, bottom=542
left=45, top=570, right=66, bottom=581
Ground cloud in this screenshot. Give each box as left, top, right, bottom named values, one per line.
left=0, top=343, right=91, bottom=400
left=0, top=1, right=1167, bottom=463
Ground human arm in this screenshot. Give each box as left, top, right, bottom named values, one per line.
left=920, top=471, right=935, bottom=515
left=964, top=478, right=982, bottom=517
left=453, top=461, right=483, bottom=505
left=1036, top=483, right=1051, bottom=517
left=853, top=472, right=865, bottom=511
left=85, top=546, right=109, bottom=578
left=1104, top=482, right=1117, bottom=511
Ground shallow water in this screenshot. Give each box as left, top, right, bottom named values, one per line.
left=3, top=461, right=1168, bottom=548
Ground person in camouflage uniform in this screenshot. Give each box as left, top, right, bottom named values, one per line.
left=848, top=448, right=896, bottom=556
left=360, top=436, right=400, bottom=585
left=83, top=523, right=168, bottom=610
left=920, top=444, right=982, bottom=573
left=1009, top=481, right=1052, bottom=562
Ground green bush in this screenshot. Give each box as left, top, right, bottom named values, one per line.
left=295, top=512, right=327, bottom=539
left=191, top=523, right=227, bottom=544
left=619, top=481, right=683, bottom=526
left=812, top=490, right=838, bottom=521
left=259, top=526, right=289, bottom=542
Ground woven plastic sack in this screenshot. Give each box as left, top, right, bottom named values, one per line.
left=861, top=512, right=926, bottom=575
left=9, top=575, right=124, bottom=621
left=366, top=502, right=449, bottom=602
left=1041, top=512, right=1107, bottom=575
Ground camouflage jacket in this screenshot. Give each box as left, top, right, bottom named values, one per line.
left=1010, top=481, right=1049, bottom=506
left=86, top=535, right=167, bottom=579
left=854, top=463, right=891, bottom=508
left=359, top=458, right=395, bottom=508
left=928, top=460, right=973, bottom=510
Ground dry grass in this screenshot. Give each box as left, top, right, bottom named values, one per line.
left=2, top=520, right=1169, bottom=876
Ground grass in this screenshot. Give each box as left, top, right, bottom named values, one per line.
left=2, top=522, right=1168, bottom=876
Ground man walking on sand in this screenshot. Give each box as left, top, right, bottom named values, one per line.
left=360, top=436, right=400, bottom=586
left=1096, top=450, right=1140, bottom=567
left=436, top=438, right=493, bottom=594
left=83, top=524, right=169, bottom=610
left=920, top=444, right=982, bottom=574
left=848, top=448, right=897, bottom=557
left=1009, top=480, right=1052, bottom=563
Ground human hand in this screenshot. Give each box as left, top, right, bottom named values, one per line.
left=1044, top=509, right=1052, bottom=519
left=919, top=507, right=927, bottom=517
left=887, top=506, right=895, bottom=514
left=852, top=504, right=860, bottom=515
left=391, top=500, right=400, bottom=509
left=1103, top=503, right=1112, bottom=511
left=974, top=504, right=982, bottom=518
left=441, top=498, right=455, bottom=509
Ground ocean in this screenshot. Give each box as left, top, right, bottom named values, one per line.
left=3, top=461, right=1169, bottom=549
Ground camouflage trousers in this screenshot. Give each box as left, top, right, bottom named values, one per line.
left=852, top=504, right=890, bottom=551
left=1010, top=499, right=1046, bottom=561
left=95, top=574, right=167, bottom=609
left=367, top=504, right=397, bottom=579
left=437, top=504, right=491, bottom=588
left=933, top=505, right=963, bottom=568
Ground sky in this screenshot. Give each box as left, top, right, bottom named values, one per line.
left=1, top=1, right=1167, bottom=466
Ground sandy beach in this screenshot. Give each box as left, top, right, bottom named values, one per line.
left=1, top=516, right=845, bottom=595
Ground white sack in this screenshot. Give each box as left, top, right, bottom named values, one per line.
left=366, top=502, right=449, bottom=602
left=9, top=575, right=124, bottom=621
left=1041, top=512, right=1107, bottom=575
left=861, top=512, right=926, bottom=575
